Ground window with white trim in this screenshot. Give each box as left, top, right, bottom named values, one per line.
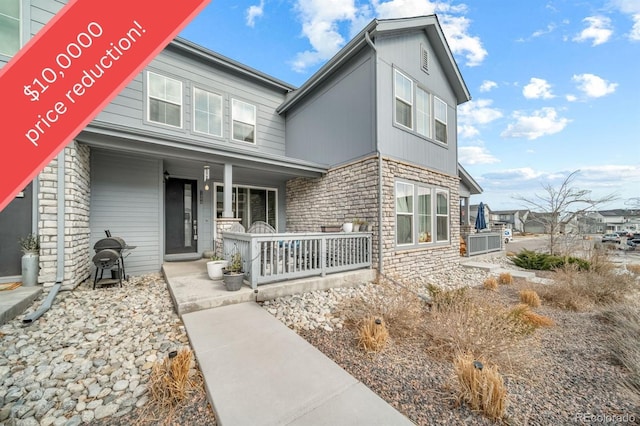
left=436, top=190, right=449, bottom=241
left=434, top=96, right=447, bottom=144
left=394, top=70, right=413, bottom=129
left=396, top=180, right=450, bottom=247
left=396, top=182, right=414, bottom=245
left=193, top=87, right=222, bottom=137
left=232, top=99, right=256, bottom=143
left=416, top=87, right=430, bottom=138
left=147, top=72, right=182, bottom=127
left=0, top=0, right=20, bottom=57
left=215, top=184, right=277, bottom=230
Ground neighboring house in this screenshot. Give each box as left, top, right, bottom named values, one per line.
left=594, top=209, right=640, bottom=233
left=523, top=212, right=551, bottom=234
left=0, top=3, right=478, bottom=287
left=488, top=209, right=530, bottom=233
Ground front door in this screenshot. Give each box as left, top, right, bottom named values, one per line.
left=0, top=183, right=33, bottom=277
left=165, top=178, right=198, bottom=254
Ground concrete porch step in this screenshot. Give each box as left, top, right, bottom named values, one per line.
left=0, top=285, right=42, bottom=326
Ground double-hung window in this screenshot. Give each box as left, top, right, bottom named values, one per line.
left=396, top=182, right=414, bottom=245
left=147, top=72, right=182, bottom=127
left=434, top=96, right=447, bottom=144
left=394, top=70, right=413, bottom=129
left=0, top=0, right=20, bottom=57
left=193, top=88, right=222, bottom=137
left=396, top=181, right=449, bottom=247
left=416, top=87, right=431, bottom=138
left=436, top=190, right=449, bottom=241
left=232, top=99, right=256, bottom=143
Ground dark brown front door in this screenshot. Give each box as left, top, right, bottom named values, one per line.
left=0, top=183, right=33, bottom=276
left=165, top=178, right=198, bottom=254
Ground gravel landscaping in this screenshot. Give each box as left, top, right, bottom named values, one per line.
left=1, top=254, right=638, bottom=425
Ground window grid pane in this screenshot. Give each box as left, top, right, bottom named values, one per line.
left=436, top=191, right=449, bottom=242
left=418, top=188, right=431, bottom=243
left=434, top=97, right=447, bottom=143
left=148, top=73, right=182, bottom=127
left=395, top=70, right=413, bottom=129
left=232, top=99, right=256, bottom=143
left=396, top=182, right=414, bottom=245
left=194, top=88, right=222, bottom=137
left=416, top=88, right=430, bottom=137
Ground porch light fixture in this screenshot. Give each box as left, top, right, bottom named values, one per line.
left=203, top=165, right=210, bottom=191
left=163, top=170, right=170, bottom=182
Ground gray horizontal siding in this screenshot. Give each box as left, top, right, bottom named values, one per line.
left=375, top=31, right=458, bottom=176
left=285, top=50, right=375, bottom=166
left=90, top=151, right=162, bottom=276
left=94, top=46, right=288, bottom=157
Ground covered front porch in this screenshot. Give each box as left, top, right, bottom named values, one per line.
left=163, top=258, right=376, bottom=316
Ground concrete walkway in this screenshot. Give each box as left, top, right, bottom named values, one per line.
left=0, top=285, right=42, bottom=326
left=182, top=303, right=414, bottom=426
left=162, top=260, right=411, bottom=424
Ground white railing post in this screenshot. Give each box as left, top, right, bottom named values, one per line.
left=249, top=237, right=260, bottom=289
left=320, top=235, right=327, bottom=277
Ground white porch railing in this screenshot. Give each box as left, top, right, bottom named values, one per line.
left=466, top=232, right=503, bottom=256
left=222, top=232, right=372, bottom=289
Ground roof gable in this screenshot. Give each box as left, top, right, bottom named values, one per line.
left=278, top=14, right=470, bottom=113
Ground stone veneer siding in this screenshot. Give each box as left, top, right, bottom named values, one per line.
left=380, top=158, right=461, bottom=282
left=37, top=141, right=91, bottom=289
left=286, top=155, right=461, bottom=283
left=286, top=156, right=380, bottom=265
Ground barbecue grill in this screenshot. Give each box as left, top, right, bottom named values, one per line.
left=92, top=232, right=136, bottom=289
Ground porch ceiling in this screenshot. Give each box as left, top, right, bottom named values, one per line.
left=77, top=124, right=327, bottom=179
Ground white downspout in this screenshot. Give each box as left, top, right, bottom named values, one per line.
left=56, top=150, right=65, bottom=283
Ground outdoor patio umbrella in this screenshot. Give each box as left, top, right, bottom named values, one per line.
left=475, top=201, right=487, bottom=231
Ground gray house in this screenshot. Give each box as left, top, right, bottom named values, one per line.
left=0, top=1, right=479, bottom=288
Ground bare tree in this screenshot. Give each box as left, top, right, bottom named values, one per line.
left=513, top=170, right=617, bottom=255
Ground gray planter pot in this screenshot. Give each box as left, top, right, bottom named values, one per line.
left=222, top=271, right=244, bottom=291
left=21, top=253, right=39, bottom=286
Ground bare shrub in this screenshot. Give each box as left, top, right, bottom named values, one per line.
left=519, top=290, right=541, bottom=308
left=521, top=310, right=555, bottom=328
left=483, top=277, right=498, bottom=291
left=454, top=352, right=507, bottom=421
left=539, top=260, right=635, bottom=311
left=358, top=316, right=389, bottom=352
left=626, top=264, right=640, bottom=276
left=340, top=279, right=426, bottom=340
left=602, top=302, right=640, bottom=405
left=498, top=272, right=514, bottom=285
left=148, top=348, right=198, bottom=409
left=424, top=291, right=532, bottom=370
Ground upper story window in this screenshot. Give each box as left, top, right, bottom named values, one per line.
left=147, top=72, right=182, bottom=128
left=416, top=87, right=430, bottom=138
left=394, top=70, right=413, bottom=129
left=232, top=99, right=256, bottom=143
left=0, top=0, right=20, bottom=57
left=396, top=180, right=450, bottom=247
left=193, top=87, right=222, bottom=137
left=434, top=96, right=447, bottom=144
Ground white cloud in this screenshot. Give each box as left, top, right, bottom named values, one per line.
left=630, top=14, right=640, bottom=41
left=246, top=0, right=265, bottom=28
left=522, top=77, right=555, bottom=99
left=479, top=80, right=497, bottom=92
left=439, top=15, right=488, bottom=66
left=572, top=73, right=618, bottom=98
left=290, top=0, right=487, bottom=72
left=290, top=0, right=359, bottom=72
left=573, top=16, right=613, bottom=46
left=532, top=23, right=557, bottom=38
left=482, top=167, right=546, bottom=182
left=501, top=107, right=570, bottom=140
left=459, top=145, right=500, bottom=165
left=565, top=94, right=578, bottom=102
left=458, top=99, right=503, bottom=139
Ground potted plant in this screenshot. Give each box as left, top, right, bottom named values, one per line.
left=352, top=218, right=364, bottom=231
left=222, top=251, right=244, bottom=291
left=361, top=220, right=373, bottom=232
left=342, top=221, right=353, bottom=232
left=19, top=233, right=40, bottom=287
left=206, top=255, right=228, bottom=280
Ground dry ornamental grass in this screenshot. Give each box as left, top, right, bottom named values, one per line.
left=453, top=352, right=507, bottom=421
left=498, top=272, right=514, bottom=285
left=358, top=316, right=389, bottom=352
left=519, top=289, right=541, bottom=307
left=483, top=276, right=498, bottom=291
left=147, top=348, right=199, bottom=411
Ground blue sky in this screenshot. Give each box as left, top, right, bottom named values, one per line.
left=180, top=0, right=640, bottom=211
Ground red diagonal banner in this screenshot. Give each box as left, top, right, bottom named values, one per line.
left=0, top=0, right=210, bottom=212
